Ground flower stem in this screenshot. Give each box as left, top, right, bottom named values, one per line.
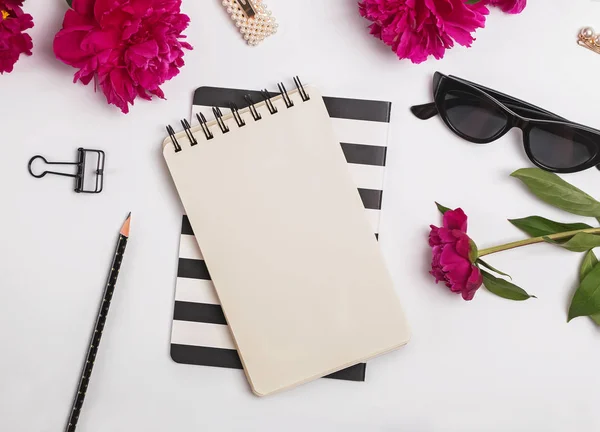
left=478, top=228, right=600, bottom=257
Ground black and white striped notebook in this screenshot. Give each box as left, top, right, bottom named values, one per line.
left=169, top=86, right=392, bottom=382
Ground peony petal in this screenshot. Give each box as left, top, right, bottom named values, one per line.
left=467, top=265, right=483, bottom=289
left=437, top=227, right=459, bottom=244
left=93, top=0, right=115, bottom=23
left=429, top=226, right=442, bottom=247
left=443, top=208, right=468, bottom=232
left=74, top=68, right=95, bottom=85
left=63, top=9, right=96, bottom=28
left=53, top=29, right=93, bottom=66
left=150, top=86, right=165, bottom=99
left=439, top=242, right=473, bottom=291
left=489, top=0, right=526, bottom=14
left=12, top=32, right=33, bottom=55
left=129, top=40, right=159, bottom=58
left=0, top=50, right=18, bottom=74
left=128, top=0, right=154, bottom=16
left=72, top=0, right=96, bottom=18
left=4, top=0, right=25, bottom=7
left=462, top=266, right=483, bottom=300
left=100, top=68, right=137, bottom=114
left=136, top=85, right=152, bottom=101
left=443, top=25, right=476, bottom=48
left=439, top=243, right=468, bottom=268
left=430, top=244, right=448, bottom=284
left=84, top=28, right=121, bottom=51
left=454, top=232, right=471, bottom=259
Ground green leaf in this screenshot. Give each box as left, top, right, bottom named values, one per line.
left=468, top=239, right=478, bottom=263
left=580, top=250, right=598, bottom=281
left=579, top=251, right=600, bottom=326
left=568, top=263, right=600, bottom=321
left=66, top=0, right=72, bottom=6
left=477, top=259, right=511, bottom=280
left=435, top=202, right=451, bottom=215
left=466, top=0, right=482, bottom=3
left=543, top=233, right=600, bottom=253
left=511, top=168, right=600, bottom=217
left=509, top=216, right=592, bottom=238
left=481, top=270, right=536, bottom=301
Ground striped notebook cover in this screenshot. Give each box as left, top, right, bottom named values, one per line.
left=170, top=86, right=392, bottom=382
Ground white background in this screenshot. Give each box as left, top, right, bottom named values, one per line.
left=2, top=0, right=600, bottom=431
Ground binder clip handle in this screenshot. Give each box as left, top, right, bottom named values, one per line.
left=28, top=155, right=79, bottom=179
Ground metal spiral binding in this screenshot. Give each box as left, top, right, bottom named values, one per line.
left=294, top=76, right=310, bottom=102
left=181, top=119, right=198, bottom=146
left=229, top=103, right=246, bottom=127
left=196, top=113, right=214, bottom=140
left=166, top=77, right=312, bottom=152
left=244, top=95, right=262, bottom=121
left=213, top=107, right=230, bottom=133
left=166, top=125, right=182, bottom=152
left=278, top=82, right=294, bottom=108
left=261, top=89, right=278, bottom=114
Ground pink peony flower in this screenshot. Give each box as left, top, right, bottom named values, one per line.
left=0, top=0, right=33, bottom=74
left=487, top=0, right=526, bottom=14
left=429, top=208, right=483, bottom=301
left=358, top=0, right=489, bottom=64
left=53, top=0, right=192, bottom=114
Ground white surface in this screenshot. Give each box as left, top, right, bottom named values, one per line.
left=1, top=0, right=599, bottom=429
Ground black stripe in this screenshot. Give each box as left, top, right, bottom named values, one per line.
left=358, top=188, right=383, bottom=210
left=375, top=233, right=379, bottom=241
left=193, top=87, right=391, bottom=123
left=323, top=96, right=391, bottom=123
left=173, top=301, right=226, bottom=325
left=178, top=258, right=211, bottom=280
left=170, top=344, right=366, bottom=381
left=193, top=87, right=276, bottom=109
left=171, top=344, right=243, bottom=369
left=341, top=143, right=387, bottom=166
left=325, top=363, right=366, bottom=382
left=181, top=215, right=194, bottom=235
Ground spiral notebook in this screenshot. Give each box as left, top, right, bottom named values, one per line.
left=170, top=86, right=394, bottom=383
left=163, top=79, right=410, bottom=396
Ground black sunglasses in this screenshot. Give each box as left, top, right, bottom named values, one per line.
left=411, top=72, right=600, bottom=173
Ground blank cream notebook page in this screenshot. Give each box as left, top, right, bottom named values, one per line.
left=163, top=85, right=410, bottom=396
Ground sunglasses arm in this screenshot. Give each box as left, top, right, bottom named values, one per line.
left=410, top=102, right=439, bottom=120
left=410, top=99, right=565, bottom=123
left=451, top=77, right=568, bottom=122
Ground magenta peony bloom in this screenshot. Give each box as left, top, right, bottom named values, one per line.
left=0, top=0, right=33, bottom=74
left=53, top=0, right=192, bottom=114
left=429, top=208, right=483, bottom=301
left=487, top=0, right=526, bottom=14
left=358, top=0, right=489, bottom=64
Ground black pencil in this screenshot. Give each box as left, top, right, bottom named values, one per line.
left=65, top=213, right=132, bottom=432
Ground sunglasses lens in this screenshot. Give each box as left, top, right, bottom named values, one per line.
left=443, top=90, right=508, bottom=141
left=529, top=124, right=597, bottom=170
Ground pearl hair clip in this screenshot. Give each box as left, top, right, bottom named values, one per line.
left=578, top=27, right=600, bottom=55
left=222, top=0, right=278, bottom=46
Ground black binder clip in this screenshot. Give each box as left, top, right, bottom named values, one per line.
left=28, top=148, right=105, bottom=194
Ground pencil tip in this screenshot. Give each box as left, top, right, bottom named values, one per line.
left=120, top=212, right=131, bottom=237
